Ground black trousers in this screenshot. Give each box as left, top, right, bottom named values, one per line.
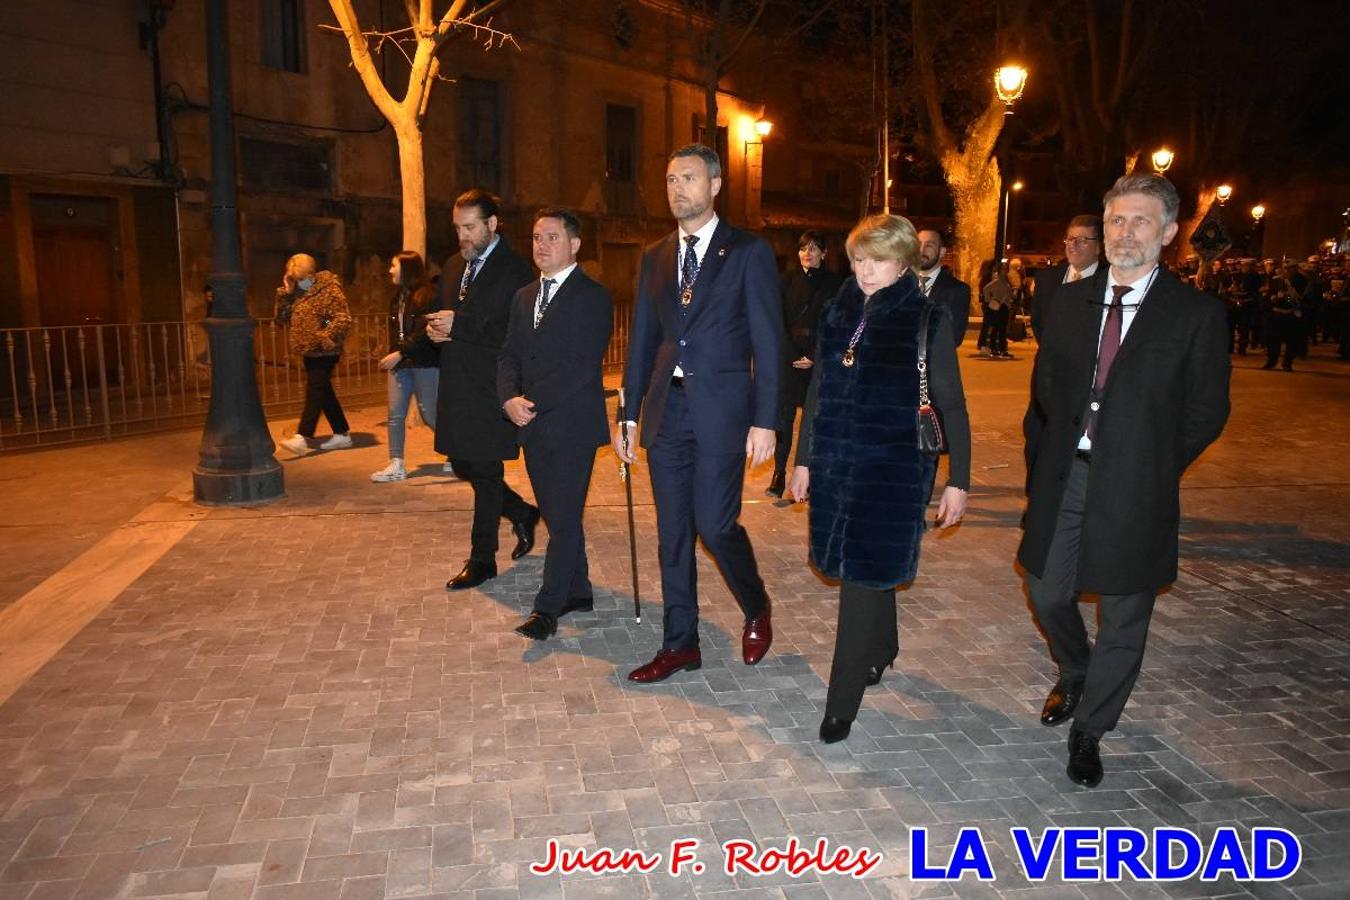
left=449, top=457, right=534, bottom=564
left=1027, top=457, right=1156, bottom=739
left=825, top=581, right=899, bottom=721
left=647, top=384, right=768, bottom=651
left=1265, top=319, right=1300, bottom=368
left=774, top=367, right=811, bottom=475
left=298, top=355, right=349, bottom=437
left=987, top=306, right=1010, bottom=355
left=524, top=441, right=596, bottom=616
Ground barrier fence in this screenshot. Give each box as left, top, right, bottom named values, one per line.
left=0, top=310, right=633, bottom=452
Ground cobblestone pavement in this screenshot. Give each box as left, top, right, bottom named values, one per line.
left=0, top=342, right=1347, bottom=899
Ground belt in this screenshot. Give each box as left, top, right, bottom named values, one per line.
left=1074, top=448, right=1092, bottom=464
left=670, top=375, right=684, bottom=388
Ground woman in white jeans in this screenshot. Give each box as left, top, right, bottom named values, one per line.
left=371, top=251, right=440, bottom=482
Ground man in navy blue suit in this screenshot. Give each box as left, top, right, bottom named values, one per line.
left=614, top=144, right=785, bottom=683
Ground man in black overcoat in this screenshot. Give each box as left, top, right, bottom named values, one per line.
left=498, top=208, right=613, bottom=641
left=427, top=189, right=539, bottom=591
left=1019, top=174, right=1230, bottom=788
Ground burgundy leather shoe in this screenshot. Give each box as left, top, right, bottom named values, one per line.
left=627, top=647, right=702, bottom=683
left=742, top=613, right=772, bottom=665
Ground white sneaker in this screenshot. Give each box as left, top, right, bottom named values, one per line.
left=371, top=458, right=406, bottom=482
left=280, top=434, right=310, bottom=455
left=319, top=433, right=353, bottom=450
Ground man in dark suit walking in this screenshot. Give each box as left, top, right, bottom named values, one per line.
left=915, top=229, right=971, bottom=346
left=499, top=208, right=613, bottom=641
left=614, top=143, right=785, bottom=683
left=427, top=189, right=539, bottom=591
left=1020, top=174, right=1230, bottom=787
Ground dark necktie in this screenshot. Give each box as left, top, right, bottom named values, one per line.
left=1086, top=284, right=1133, bottom=439
left=458, top=256, right=481, bottom=303
left=533, top=278, right=556, bottom=328
left=921, top=274, right=933, bottom=296
left=679, top=234, right=700, bottom=307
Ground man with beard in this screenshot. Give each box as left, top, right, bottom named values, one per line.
left=614, top=144, right=785, bottom=683
left=427, top=189, right=539, bottom=591
left=1020, top=174, right=1230, bottom=787
left=915, top=229, right=971, bottom=346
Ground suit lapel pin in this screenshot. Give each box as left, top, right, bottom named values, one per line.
left=718, top=248, right=727, bottom=257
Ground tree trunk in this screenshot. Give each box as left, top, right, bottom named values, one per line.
left=945, top=149, right=1001, bottom=293
left=395, top=125, right=427, bottom=259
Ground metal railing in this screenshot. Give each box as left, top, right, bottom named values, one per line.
left=1, top=310, right=634, bottom=452
left=0, top=316, right=388, bottom=452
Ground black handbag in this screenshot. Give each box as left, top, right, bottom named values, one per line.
left=916, top=300, right=947, bottom=456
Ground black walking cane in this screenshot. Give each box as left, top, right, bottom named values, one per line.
left=618, top=388, right=642, bottom=623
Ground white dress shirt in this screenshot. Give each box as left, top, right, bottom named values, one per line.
left=1079, top=264, right=1158, bottom=450
left=1064, top=260, right=1099, bottom=283
left=672, top=214, right=719, bottom=377
left=534, top=263, right=577, bottom=326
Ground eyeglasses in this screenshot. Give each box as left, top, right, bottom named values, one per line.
left=1063, top=237, right=1100, bottom=248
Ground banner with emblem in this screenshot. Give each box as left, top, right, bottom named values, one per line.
left=1189, top=203, right=1233, bottom=261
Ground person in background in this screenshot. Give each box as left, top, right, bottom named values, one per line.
left=275, top=253, right=354, bottom=456
left=767, top=230, right=841, bottom=500
left=981, top=264, right=1014, bottom=359
left=371, top=251, right=440, bottom=482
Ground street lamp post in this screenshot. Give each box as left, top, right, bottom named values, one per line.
left=1251, top=204, right=1266, bottom=257
left=999, top=181, right=1023, bottom=261
left=194, top=0, right=284, bottom=505
left=1216, top=184, right=1233, bottom=205
left=992, top=65, right=1028, bottom=262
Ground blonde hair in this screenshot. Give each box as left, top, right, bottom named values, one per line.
left=845, top=214, right=919, bottom=269
left=285, top=253, right=317, bottom=280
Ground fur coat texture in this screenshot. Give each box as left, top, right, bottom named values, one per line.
left=274, top=270, right=353, bottom=357
left=807, top=274, right=944, bottom=589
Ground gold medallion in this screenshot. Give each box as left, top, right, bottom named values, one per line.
left=842, top=349, right=856, bottom=368
left=680, top=287, right=693, bottom=308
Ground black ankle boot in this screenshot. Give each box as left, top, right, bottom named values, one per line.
left=766, top=469, right=786, bottom=498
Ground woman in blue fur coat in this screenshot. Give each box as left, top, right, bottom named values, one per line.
left=788, top=214, right=971, bottom=744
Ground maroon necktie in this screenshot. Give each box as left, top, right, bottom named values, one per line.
left=1086, top=284, right=1133, bottom=439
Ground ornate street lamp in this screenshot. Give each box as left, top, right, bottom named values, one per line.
left=1151, top=147, right=1174, bottom=175
left=1252, top=204, right=1266, bottom=223
left=1216, top=184, right=1233, bottom=205
left=754, top=119, right=773, bottom=138
left=995, top=65, right=1028, bottom=114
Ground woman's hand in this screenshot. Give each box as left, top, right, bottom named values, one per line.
left=787, top=466, right=810, bottom=503
left=378, top=351, right=402, bottom=371
left=935, top=486, right=967, bottom=529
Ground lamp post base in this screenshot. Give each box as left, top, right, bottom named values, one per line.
left=193, top=462, right=285, bottom=506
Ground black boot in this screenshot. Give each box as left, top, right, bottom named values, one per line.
left=765, top=469, right=786, bottom=499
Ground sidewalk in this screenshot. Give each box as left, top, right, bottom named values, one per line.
left=0, top=344, right=1347, bottom=898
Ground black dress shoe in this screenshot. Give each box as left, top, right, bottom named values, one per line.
left=1040, top=678, right=1083, bottom=727
left=765, top=470, right=785, bottom=498
left=510, top=508, right=540, bottom=560
left=819, top=715, right=852, bottom=744
left=1066, top=728, right=1104, bottom=787
left=513, top=612, right=556, bottom=641
left=865, top=663, right=892, bottom=687
left=560, top=596, right=594, bottom=616
left=446, top=559, right=496, bottom=591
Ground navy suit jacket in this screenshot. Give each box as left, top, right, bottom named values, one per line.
left=622, top=220, right=785, bottom=455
